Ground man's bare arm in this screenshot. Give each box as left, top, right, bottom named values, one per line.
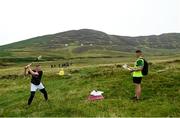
left=27, top=67, right=38, bottom=75
left=128, top=66, right=143, bottom=71
left=24, top=66, right=28, bottom=76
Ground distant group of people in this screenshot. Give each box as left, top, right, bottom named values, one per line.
left=24, top=50, right=148, bottom=106
left=50, top=62, right=72, bottom=68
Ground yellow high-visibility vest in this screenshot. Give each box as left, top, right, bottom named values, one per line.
left=132, top=58, right=144, bottom=77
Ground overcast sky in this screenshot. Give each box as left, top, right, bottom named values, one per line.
left=0, top=0, right=180, bottom=46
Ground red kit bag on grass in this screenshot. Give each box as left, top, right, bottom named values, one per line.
left=88, top=90, right=104, bottom=101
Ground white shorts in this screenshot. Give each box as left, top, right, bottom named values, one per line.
left=30, top=83, right=45, bottom=92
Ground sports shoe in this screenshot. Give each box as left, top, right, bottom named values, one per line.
left=131, top=96, right=137, bottom=100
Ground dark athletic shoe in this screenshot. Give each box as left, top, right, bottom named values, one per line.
left=134, top=98, right=141, bottom=101
left=131, top=96, right=137, bottom=100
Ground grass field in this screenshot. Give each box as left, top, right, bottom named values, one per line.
left=0, top=56, right=180, bottom=117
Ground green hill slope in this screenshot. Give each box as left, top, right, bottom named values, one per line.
left=0, top=29, right=180, bottom=59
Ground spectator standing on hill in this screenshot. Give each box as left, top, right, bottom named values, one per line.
left=128, top=50, right=148, bottom=100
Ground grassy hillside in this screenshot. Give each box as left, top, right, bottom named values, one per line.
left=0, top=29, right=180, bottom=60
left=0, top=29, right=180, bottom=117
left=0, top=57, right=180, bottom=117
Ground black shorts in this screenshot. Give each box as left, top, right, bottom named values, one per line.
left=133, top=77, right=142, bottom=84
